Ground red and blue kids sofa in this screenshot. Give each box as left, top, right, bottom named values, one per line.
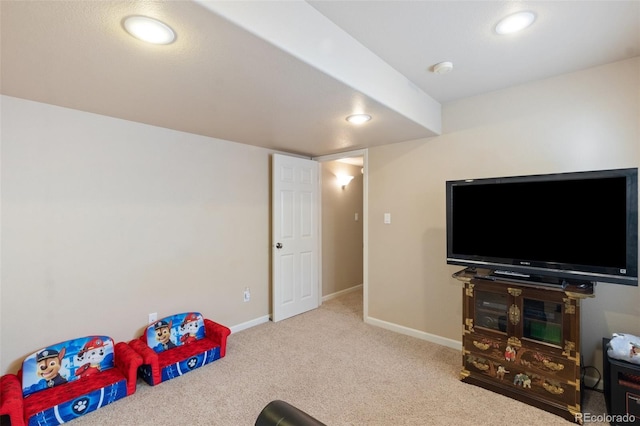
left=0, top=335, right=142, bottom=426
left=129, top=312, right=230, bottom=386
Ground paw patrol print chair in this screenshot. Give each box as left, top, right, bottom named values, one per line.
left=0, top=335, right=142, bottom=426
left=129, top=312, right=230, bottom=386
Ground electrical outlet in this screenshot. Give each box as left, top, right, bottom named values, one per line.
left=149, top=312, right=157, bottom=324
left=243, top=287, right=251, bottom=302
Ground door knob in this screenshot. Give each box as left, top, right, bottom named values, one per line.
left=275, top=242, right=283, bottom=249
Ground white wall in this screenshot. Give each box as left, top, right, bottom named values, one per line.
left=367, top=58, right=640, bottom=371
left=1, top=96, right=272, bottom=373
left=3, top=57, right=639, bottom=378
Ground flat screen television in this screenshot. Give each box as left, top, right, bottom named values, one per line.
left=446, top=168, right=638, bottom=286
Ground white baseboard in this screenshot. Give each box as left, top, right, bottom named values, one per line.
left=229, top=315, right=270, bottom=334
left=583, top=373, right=604, bottom=391
left=365, top=315, right=462, bottom=351
left=229, top=284, right=363, bottom=334
left=322, top=284, right=363, bottom=302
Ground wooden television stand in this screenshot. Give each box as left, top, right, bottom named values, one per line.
left=453, top=267, right=595, bottom=424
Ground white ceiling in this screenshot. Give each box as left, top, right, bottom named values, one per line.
left=2, top=1, right=638, bottom=157
left=309, top=1, right=640, bottom=104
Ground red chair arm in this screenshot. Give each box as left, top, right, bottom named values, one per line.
left=129, top=337, right=163, bottom=385
left=114, top=342, right=143, bottom=395
left=1, top=373, right=25, bottom=426
left=204, top=319, right=231, bottom=358
left=128, top=337, right=158, bottom=364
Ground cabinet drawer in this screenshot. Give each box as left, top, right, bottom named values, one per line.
left=464, top=354, right=578, bottom=406
left=464, top=335, right=505, bottom=359
left=517, top=347, right=576, bottom=382
left=464, top=334, right=576, bottom=381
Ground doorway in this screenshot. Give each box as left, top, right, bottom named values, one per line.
left=315, top=149, right=368, bottom=320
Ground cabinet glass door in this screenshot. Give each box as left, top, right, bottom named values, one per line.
left=475, top=290, right=508, bottom=333
left=523, top=298, right=562, bottom=346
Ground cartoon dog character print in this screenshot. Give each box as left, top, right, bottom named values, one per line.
left=179, top=313, right=200, bottom=345
left=36, top=347, right=68, bottom=388
left=74, top=337, right=108, bottom=379
left=154, top=320, right=177, bottom=351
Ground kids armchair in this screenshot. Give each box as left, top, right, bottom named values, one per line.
left=0, top=335, right=142, bottom=426
left=129, top=312, right=230, bottom=386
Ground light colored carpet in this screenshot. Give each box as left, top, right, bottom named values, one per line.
left=73, top=289, right=607, bottom=425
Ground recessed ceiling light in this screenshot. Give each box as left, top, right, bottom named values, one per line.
left=346, top=114, right=372, bottom=124
left=495, top=11, right=536, bottom=35
left=123, top=16, right=176, bottom=45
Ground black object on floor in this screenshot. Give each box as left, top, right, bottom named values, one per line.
left=603, top=337, right=640, bottom=425
left=255, top=400, right=326, bottom=426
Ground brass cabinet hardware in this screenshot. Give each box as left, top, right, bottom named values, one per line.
left=543, top=381, right=565, bottom=394
left=465, top=283, right=474, bottom=297
left=473, top=340, right=490, bottom=350
left=542, top=359, right=565, bottom=371
left=508, top=288, right=522, bottom=297
left=507, top=336, right=522, bottom=348
left=563, top=298, right=576, bottom=314
left=508, top=304, right=520, bottom=325
left=465, top=318, right=474, bottom=333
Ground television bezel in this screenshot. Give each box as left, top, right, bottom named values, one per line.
left=445, top=168, right=638, bottom=286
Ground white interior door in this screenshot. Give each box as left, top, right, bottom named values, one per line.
left=272, top=154, right=319, bottom=322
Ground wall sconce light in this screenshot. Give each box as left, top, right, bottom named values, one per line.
left=337, top=174, right=354, bottom=189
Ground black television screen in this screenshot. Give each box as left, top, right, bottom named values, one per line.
left=446, top=168, right=638, bottom=286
